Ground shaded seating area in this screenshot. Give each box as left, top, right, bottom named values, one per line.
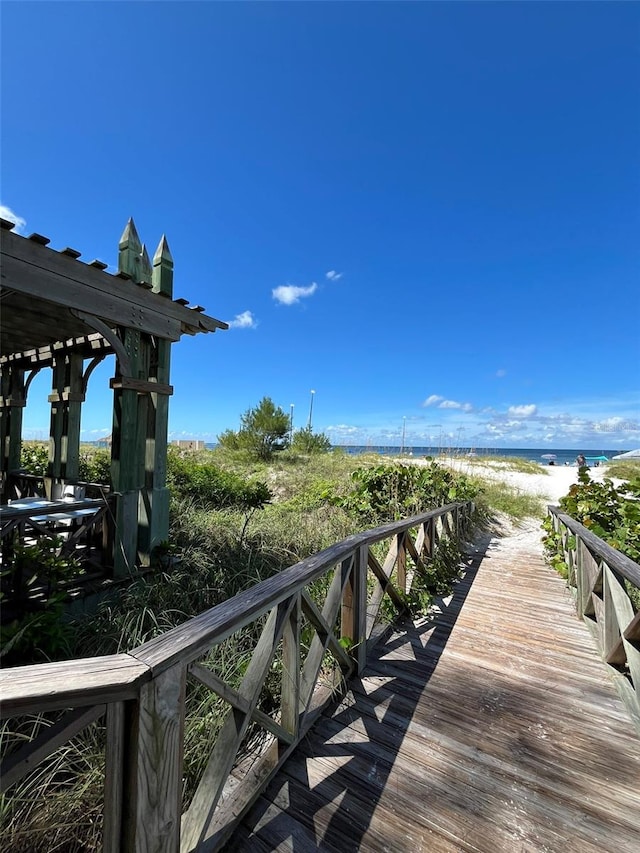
left=0, top=217, right=226, bottom=614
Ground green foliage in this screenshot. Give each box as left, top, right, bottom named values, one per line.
left=332, top=461, right=479, bottom=526
left=218, top=396, right=290, bottom=461
left=1, top=537, right=80, bottom=665
left=19, top=442, right=49, bottom=476
left=543, top=467, right=640, bottom=611
left=167, top=447, right=271, bottom=510
left=77, top=448, right=111, bottom=484
left=20, top=443, right=112, bottom=486
left=559, top=467, right=640, bottom=563
left=291, top=427, right=332, bottom=455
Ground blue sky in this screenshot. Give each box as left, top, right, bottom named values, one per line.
left=2, top=1, right=639, bottom=450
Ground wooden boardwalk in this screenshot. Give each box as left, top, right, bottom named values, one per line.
left=228, top=525, right=640, bottom=852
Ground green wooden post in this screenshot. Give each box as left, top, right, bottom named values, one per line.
left=0, top=366, right=26, bottom=481
left=48, top=354, right=84, bottom=482
left=48, top=356, right=66, bottom=480
left=140, top=235, right=174, bottom=556
left=110, top=220, right=176, bottom=572
left=110, top=219, right=146, bottom=575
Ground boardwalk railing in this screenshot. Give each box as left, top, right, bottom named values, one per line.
left=548, top=506, right=640, bottom=732
left=0, top=501, right=473, bottom=852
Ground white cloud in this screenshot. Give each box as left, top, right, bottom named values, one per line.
left=1, top=204, right=26, bottom=233
left=423, top=394, right=472, bottom=412
left=439, top=399, right=473, bottom=412
left=423, top=395, right=444, bottom=407
left=326, top=270, right=343, bottom=281
left=507, top=404, right=537, bottom=418
left=496, top=369, right=507, bottom=378
left=272, top=283, right=318, bottom=305
left=227, top=310, right=257, bottom=329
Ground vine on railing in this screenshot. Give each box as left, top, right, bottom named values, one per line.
left=0, top=501, right=473, bottom=853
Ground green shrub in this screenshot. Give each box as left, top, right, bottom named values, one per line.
left=167, top=448, right=271, bottom=510
left=543, top=467, right=640, bottom=610
left=218, top=397, right=290, bottom=461
left=332, top=461, right=479, bottom=526
left=78, top=448, right=111, bottom=484
left=291, top=427, right=332, bottom=455
left=19, top=443, right=49, bottom=476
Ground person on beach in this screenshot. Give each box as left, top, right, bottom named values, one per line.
left=576, top=454, right=587, bottom=467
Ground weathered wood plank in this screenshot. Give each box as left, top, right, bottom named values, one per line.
left=0, top=654, right=150, bottom=717
left=103, top=701, right=125, bottom=853
left=123, top=664, right=186, bottom=853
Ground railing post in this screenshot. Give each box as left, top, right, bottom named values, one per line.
left=397, top=532, right=407, bottom=594
left=281, top=593, right=301, bottom=737
left=341, top=547, right=368, bottom=675
left=104, top=701, right=125, bottom=853
left=122, top=663, right=186, bottom=853
left=575, top=530, right=585, bottom=618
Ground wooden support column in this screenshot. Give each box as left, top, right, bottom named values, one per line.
left=110, top=219, right=147, bottom=575
left=48, top=354, right=84, bottom=481
left=0, top=365, right=26, bottom=482
left=138, top=236, right=174, bottom=559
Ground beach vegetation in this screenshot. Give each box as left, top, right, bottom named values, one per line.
left=461, top=455, right=547, bottom=476
left=290, top=425, right=332, bottom=455
left=217, top=396, right=290, bottom=461
left=470, top=477, right=545, bottom=520
left=330, top=461, right=479, bottom=526
left=542, top=466, right=640, bottom=609
left=604, top=458, right=640, bottom=483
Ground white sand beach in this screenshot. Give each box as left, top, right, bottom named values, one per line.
left=406, top=456, right=624, bottom=508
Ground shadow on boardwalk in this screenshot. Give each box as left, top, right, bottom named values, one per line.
left=228, top=526, right=640, bottom=853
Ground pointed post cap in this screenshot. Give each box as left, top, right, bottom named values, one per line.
left=140, top=244, right=152, bottom=285
left=152, top=234, right=173, bottom=296
left=119, top=217, right=142, bottom=253
left=118, top=217, right=142, bottom=280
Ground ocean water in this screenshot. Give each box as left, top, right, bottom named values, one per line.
left=336, top=446, right=627, bottom=467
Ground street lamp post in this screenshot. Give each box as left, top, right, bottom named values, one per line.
left=307, top=389, right=315, bottom=430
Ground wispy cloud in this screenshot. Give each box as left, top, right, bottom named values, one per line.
left=272, top=283, right=318, bottom=306
left=496, top=369, right=507, bottom=378
left=0, top=203, right=26, bottom=233
left=227, top=310, right=257, bottom=329
left=325, top=270, right=343, bottom=281
left=507, top=404, right=537, bottom=418
left=423, top=395, right=444, bottom=407
left=423, top=394, right=472, bottom=412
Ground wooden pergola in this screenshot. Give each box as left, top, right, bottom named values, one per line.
left=0, top=217, right=226, bottom=575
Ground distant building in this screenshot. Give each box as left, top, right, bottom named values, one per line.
left=172, top=439, right=205, bottom=452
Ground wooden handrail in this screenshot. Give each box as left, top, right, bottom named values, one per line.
left=547, top=505, right=640, bottom=735
left=130, top=504, right=462, bottom=677
left=548, top=507, right=640, bottom=588
left=0, top=501, right=473, bottom=852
